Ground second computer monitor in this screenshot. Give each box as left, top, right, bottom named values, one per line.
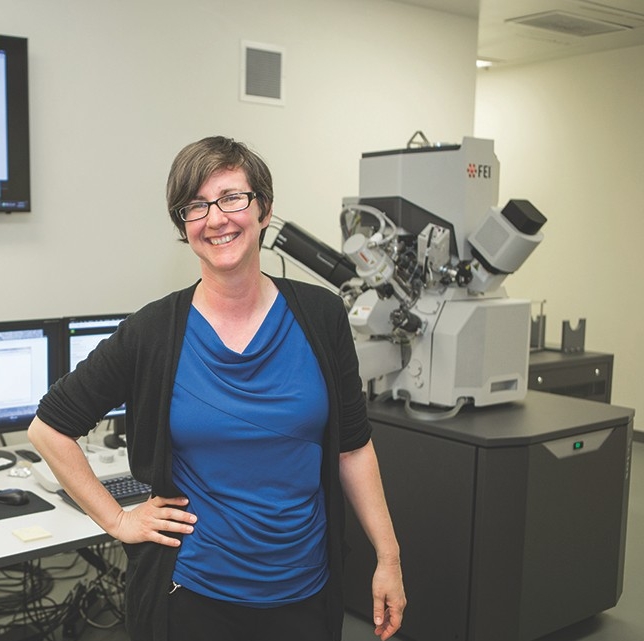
left=63, top=314, right=129, bottom=418
left=0, top=317, right=63, bottom=435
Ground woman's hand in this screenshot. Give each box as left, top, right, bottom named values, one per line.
left=372, top=557, right=406, bottom=640
left=339, top=441, right=406, bottom=639
left=110, top=495, right=197, bottom=547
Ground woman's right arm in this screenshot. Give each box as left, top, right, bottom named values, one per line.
left=28, top=417, right=196, bottom=547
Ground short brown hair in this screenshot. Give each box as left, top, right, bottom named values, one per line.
left=167, top=136, right=273, bottom=244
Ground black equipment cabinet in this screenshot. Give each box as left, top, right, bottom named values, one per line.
left=343, top=391, right=633, bottom=641
left=528, top=350, right=613, bottom=403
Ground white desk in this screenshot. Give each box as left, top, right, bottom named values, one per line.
left=0, top=443, right=119, bottom=568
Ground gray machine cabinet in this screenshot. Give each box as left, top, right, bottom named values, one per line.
left=343, top=391, right=633, bottom=641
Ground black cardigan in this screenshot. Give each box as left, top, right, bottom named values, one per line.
left=38, top=277, right=372, bottom=641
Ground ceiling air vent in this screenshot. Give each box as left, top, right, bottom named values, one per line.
left=506, top=10, right=632, bottom=37
left=240, top=41, right=285, bottom=106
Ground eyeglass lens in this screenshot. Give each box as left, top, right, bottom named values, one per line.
left=180, top=192, right=254, bottom=221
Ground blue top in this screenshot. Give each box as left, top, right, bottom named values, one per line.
left=170, top=293, right=330, bottom=606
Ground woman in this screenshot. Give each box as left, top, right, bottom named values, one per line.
left=28, top=136, right=405, bottom=641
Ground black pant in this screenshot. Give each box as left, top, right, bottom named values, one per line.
left=167, top=584, right=333, bottom=641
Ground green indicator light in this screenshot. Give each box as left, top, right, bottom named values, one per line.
left=573, top=441, right=584, bottom=451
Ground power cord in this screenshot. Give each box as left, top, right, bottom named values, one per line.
left=0, top=543, right=127, bottom=640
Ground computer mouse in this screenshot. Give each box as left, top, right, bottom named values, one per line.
left=0, top=489, right=30, bottom=506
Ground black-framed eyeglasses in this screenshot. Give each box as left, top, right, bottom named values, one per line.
left=177, top=191, right=259, bottom=222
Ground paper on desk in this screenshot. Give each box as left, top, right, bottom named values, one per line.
left=12, top=525, right=52, bottom=542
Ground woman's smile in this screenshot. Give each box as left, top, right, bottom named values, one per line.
left=209, top=232, right=240, bottom=246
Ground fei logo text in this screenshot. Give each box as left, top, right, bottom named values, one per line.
left=467, top=163, right=492, bottom=178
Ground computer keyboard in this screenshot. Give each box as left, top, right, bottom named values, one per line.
left=57, top=475, right=151, bottom=512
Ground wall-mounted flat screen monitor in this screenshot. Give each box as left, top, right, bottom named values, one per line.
left=0, top=34, right=30, bottom=213
left=0, top=318, right=62, bottom=434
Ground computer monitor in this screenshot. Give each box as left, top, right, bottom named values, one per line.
left=63, top=314, right=129, bottom=448
left=0, top=34, right=31, bottom=213
left=0, top=318, right=62, bottom=436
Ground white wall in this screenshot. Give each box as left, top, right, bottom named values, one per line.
left=3, top=0, right=639, bottom=428
left=475, top=44, right=644, bottom=428
left=0, top=0, right=477, bottom=321
left=4, top=0, right=640, bottom=425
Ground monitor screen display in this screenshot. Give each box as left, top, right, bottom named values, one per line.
left=63, top=314, right=129, bottom=418
left=0, top=318, right=62, bottom=434
left=0, top=34, right=30, bottom=213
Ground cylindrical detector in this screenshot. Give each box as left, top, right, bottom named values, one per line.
left=343, top=233, right=395, bottom=287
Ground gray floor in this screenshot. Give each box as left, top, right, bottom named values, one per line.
left=9, top=440, right=644, bottom=641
